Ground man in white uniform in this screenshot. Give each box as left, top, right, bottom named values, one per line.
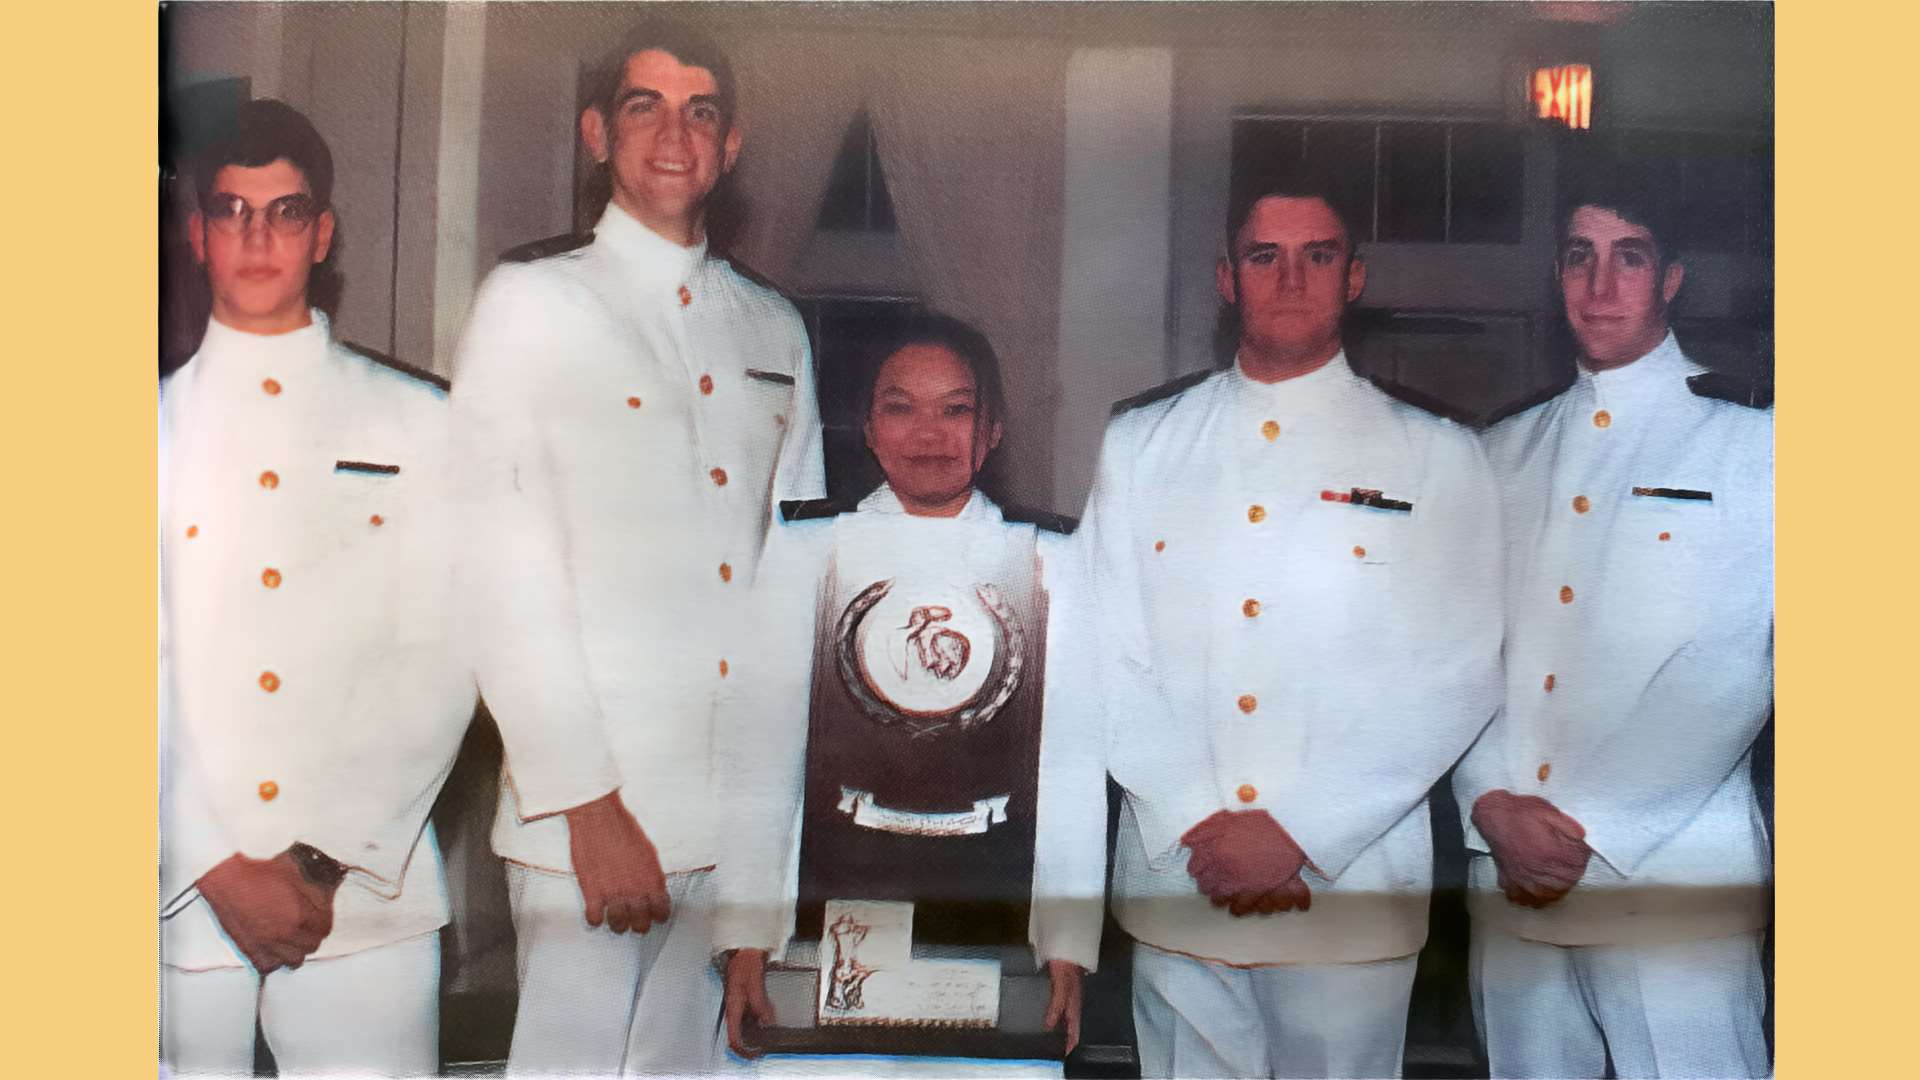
left=1079, top=187, right=1504, bottom=1078
left=450, top=20, right=825, bottom=1076
left=1455, top=171, right=1773, bottom=1078
left=160, top=99, right=477, bottom=1076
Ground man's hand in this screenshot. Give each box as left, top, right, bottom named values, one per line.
left=1182, top=810, right=1314, bottom=917
left=1042, top=959, right=1085, bottom=1055
left=723, top=948, right=777, bottom=1059
left=196, top=851, right=337, bottom=975
left=563, top=790, right=672, bottom=934
left=1471, top=789, right=1592, bottom=908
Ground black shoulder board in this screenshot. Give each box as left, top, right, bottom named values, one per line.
left=1001, top=504, right=1077, bottom=535
left=341, top=341, right=451, bottom=393
left=1483, top=372, right=1578, bottom=428
left=499, top=231, right=594, bottom=264
left=1110, top=368, right=1218, bottom=417
left=1688, top=371, right=1773, bottom=409
left=1363, top=374, right=1481, bottom=428
left=780, top=497, right=855, bottom=523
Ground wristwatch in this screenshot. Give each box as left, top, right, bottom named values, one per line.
left=288, top=842, right=347, bottom=888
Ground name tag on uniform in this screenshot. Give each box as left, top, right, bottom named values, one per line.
left=1320, top=487, right=1413, bottom=513
left=335, top=460, right=400, bottom=476
left=744, top=368, right=796, bottom=386
left=1630, top=486, right=1711, bottom=502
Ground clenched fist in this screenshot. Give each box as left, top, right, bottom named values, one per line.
left=563, top=789, right=673, bottom=934
left=196, top=850, right=338, bottom=975
left=1472, top=789, right=1591, bottom=908
left=1182, top=810, right=1314, bottom=917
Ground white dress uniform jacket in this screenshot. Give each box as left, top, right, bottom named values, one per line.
left=160, top=312, right=476, bottom=972
left=1081, top=353, right=1504, bottom=966
left=1456, top=332, right=1774, bottom=946
left=451, top=203, right=825, bottom=875
left=713, top=485, right=1108, bottom=974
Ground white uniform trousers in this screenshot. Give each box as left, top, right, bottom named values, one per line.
left=505, top=863, right=726, bottom=1076
left=1469, top=923, right=1768, bottom=1079
left=1131, top=941, right=1418, bottom=1079
left=161, top=930, right=440, bottom=1077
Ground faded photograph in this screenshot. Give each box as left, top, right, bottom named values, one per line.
left=157, top=3, right=1773, bottom=1078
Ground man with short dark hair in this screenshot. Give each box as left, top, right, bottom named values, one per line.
left=449, top=20, right=824, bottom=1076
left=1078, top=187, right=1504, bottom=1077
left=1455, top=171, right=1773, bottom=1079
left=160, top=98, right=476, bottom=1075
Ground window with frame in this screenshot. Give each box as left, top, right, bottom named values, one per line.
left=815, top=111, right=899, bottom=234
left=1231, top=116, right=1526, bottom=244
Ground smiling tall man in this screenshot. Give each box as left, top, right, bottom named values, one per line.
left=448, top=21, right=824, bottom=1077
left=1455, top=168, right=1774, bottom=1079
left=1078, top=186, right=1505, bottom=1077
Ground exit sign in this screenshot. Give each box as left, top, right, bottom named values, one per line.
left=1531, top=64, right=1593, bottom=129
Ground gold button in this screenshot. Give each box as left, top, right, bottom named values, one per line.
left=185, top=524, right=198, bottom=539
left=1559, top=585, right=1575, bottom=605
left=370, top=514, right=385, bottom=527
left=679, top=284, right=693, bottom=307
left=718, top=658, right=730, bottom=678
left=627, top=396, right=643, bottom=409
left=1237, top=694, right=1258, bottom=714
left=710, top=467, right=728, bottom=487
left=1658, top=531, right=1671, bottom=542
left=1593, top=409, right=1611, bottom=429
left=1247, top=504, right=1266, bottom=524
left=775, top=414, right=787, bottom=426
left=259, top=470, right=279, bottom=490
left=699, top=373, right=714, bottom=396
left=258, top=780, right=279, bottom=802
left=258, top=671, right=281, bottom=693
left=262, top=378, right=282, bottom=396
left=1261, top=419, right=1281, bottom=442
left=1154, top=540, right=1166, bottom=553
left=718, top=562, right=733, bottom=583
left=1537, top=762, right=1552, bottom=783
left=1572, top=495, right=1590, bottom=514
left=1352, top=545, right=1367, bottom=559
left=1544, top=673, right=1556, bottom=693
left=1236, top=783, right=1258, bottom=804
left=1242, top=598, right=1260, bottom=618
left=261, top=567, right=282, bottom=589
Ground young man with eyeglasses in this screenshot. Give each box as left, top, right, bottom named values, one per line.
left=448, top=20, right=824, bottom=1076
left=1454, top=167, right=1773, bottom=1079
left=159, top=98, right=477, bottom=1075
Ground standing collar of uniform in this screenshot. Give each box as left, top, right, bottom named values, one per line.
left=1577, top=330, right=1701, bottom=400
left=1228, top=347, right=1360, bottom=404
left=858, top=482, right=1002, bottom=524
left=594, top=202, right=709, bottom=291
left=195, top=308, right=331, bottom=371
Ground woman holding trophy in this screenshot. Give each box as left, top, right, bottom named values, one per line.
left=709, top=315, right=1106, bottom=1077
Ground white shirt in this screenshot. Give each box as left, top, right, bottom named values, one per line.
left=160, top=312, right=476, bottom=971
left=712, top=485, right=1108, bottom=972
left=451, top=203, right=826, bottom=874
left=1080, top=353, right=1504, bottom=965
left=1456, top=332, right=1773, bottom=945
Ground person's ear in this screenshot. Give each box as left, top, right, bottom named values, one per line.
left=1344, top=254, right=1367, bottom=304
left=1215, top=256, right=1237, bottom=306
left=1660, top=260, right=1685, bottom=307
left=722, top=123, right=742, bottom=175
left=581, top=106, right=611, bottom=164
left=188, top=211, right=207, bottom=266
left=312, top=209, right=336, bottom=264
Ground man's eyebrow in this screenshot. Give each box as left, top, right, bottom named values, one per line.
left=1238, top=241, right=1278, bottom=258
left=1611, top=237, right=1658, bottom=253
left=688, top=93, right=725, bottom=111
left=1302, top=239, right=1344, bottom=251
left=613, top=87, right=661, bottom=107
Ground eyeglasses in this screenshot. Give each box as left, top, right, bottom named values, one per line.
left=201, top=192, right=325, bottom=237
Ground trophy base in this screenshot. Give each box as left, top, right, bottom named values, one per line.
left=748, top=941, right=1067, bottom=1061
